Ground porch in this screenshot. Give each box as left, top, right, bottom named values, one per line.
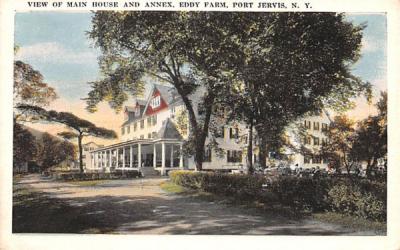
left=89, top=139, right=185, bottom=176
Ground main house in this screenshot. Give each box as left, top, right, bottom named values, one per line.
left=88, top=84, right=331, bottom=175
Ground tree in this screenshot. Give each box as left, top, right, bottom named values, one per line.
left=37, top=133, right=76, bottom=171
left=13, top=123, right=37, bottom=171
left=223, top=13, right=371, bottom=169
left=13, top=49, right=58, bottom=171
left=86, top=12, right=248, bottom=171
left=16, top=105, right=117, bottom=173
left=14, top=60, right=57, bottom=122
left=321, top=115, right=357, bottom=178
left=352, top=92, right=387, bottom=178
left=86, top=12, right=371, bottom=171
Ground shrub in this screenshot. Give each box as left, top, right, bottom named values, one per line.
left=169, top=170, right=266, bottom=201
left=327, top=183, right=386, bottom=221
left=169, top=170, right=386, bottom=221
left=268, top=176, right=332, bottom=211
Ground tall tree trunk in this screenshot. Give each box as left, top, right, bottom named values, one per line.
left=78, top=134, right=84, bottom=173
left=247, top=119, right=254, bottom=174
left=259, top=133, right=268, bottom=169
left=366, top=158, right=372, bottom=179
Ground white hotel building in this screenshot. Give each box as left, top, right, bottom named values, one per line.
left=88, top=84, right=331, bottom=175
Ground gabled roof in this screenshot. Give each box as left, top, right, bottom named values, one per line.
left=143, top=84, right=181, bottom=113
left=157, top=118, right=183, bottom=140
left=122, top=100, right=147, bottom=126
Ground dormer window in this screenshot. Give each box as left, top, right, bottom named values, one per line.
left=135, top=106, right=140, bottom=117
left=151, top=96, right=161, bottom=109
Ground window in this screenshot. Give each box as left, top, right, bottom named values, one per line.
left=304, top=155, right=312, bottom=164
left=227, top=150, right=242, bottom=163
left=121, top=127, right=125, bottom=135
left=204, top=148, right=212, bottom=162
left=147, top=117, right=152, bottom=126
left=152, top=132, right=157, bottom=138
left=127, top=125, right=130, bottom=134
left=150, top=96, right=161, bottom=108
left=321, top=123, right=328, bottom=132
left=216, top=126, right=224, bottom=138
left=140, top=119, right=144, bottom=129
left=313, top=122, right=320, bottom=131
left=229, top=127, right=239, bottom=139
left=148, top=133, right=152, bottom=139
left=140, top=135, right=144, bottom=139
left=304, top=120, right=311, bottom=129
left=152, top=115, right=157, bottom=125
left=135, top=107, right=140, bottom=117
left=313, top=137, right=320, bottom=145
left=304, top=136, right=311, bottom=145
left=321, top=138, right=327, bottom=146
left=134, top=122, right=137, bottom=131
left=313, top=155, right=322, bottom=164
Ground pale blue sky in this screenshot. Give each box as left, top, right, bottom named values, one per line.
left=14, top=12, right=387, bottom=115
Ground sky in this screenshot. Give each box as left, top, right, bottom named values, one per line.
left=14, top=12, right=387, bottom=145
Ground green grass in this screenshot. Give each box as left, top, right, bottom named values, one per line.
left=160, top=181, right=187, bottom=194
left=68, top=180, right=106, bottom=186
left=313, top=212, right=386, bottom=234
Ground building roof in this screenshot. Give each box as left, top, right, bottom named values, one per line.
left=122, top=84, right=183, bottom=127
left=157, top=118, right=183, bottom=140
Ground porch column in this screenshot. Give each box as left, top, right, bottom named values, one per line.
left=101, top=151, right=107, bottom=168
left=91, top=153, right=94, bottom=169
left=95, top=152, right=99, bottom=168
left=153, top=144, right=157, bottom=169
left=116, top=148, right=119, bottom=168
left=123, top=147, right=126, bottom=169
left=130, top=145, right=133, bottom=168
left=170, top=144, right=174, bottom=168
left=138, top=143, right=142, bottom=169
left=161, top=142, right=166, bottom=175
left=179, top=143, right=184, bottom=169
left=106, top=150, right=111, bottom=173
left=108, top=150, right=112, bottom=168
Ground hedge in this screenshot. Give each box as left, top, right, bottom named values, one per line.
left=53, top=170, right=142, bottom=181
left=169, top=170, right=386, bottom=221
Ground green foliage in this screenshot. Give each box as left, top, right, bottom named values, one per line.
left=16, top=105, right=117, bottom=173
left=88, top=12, right=371, bottom=170
left=37, top=133, right=76, bottom=170
left=55, top=171, right=141, bottom=181
left=13, top=123, right=37, bottom=168
left=169, top=171, right=386, bottom=221
left=169, top=170, right=266, bottom=200
left=268, top=176, right=332, bottom=211
left=14, top=60, right=57, bottom=121
left=327, top=183, right=386, bottom=221
left=352, top=92, right=387, bottom=177
left=321, top=115, right=357, bottom=174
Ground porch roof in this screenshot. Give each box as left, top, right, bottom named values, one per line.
left=89, top=138, right=183, bottom=153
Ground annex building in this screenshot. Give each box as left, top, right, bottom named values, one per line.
left=88, top=84, right=331, bottom=175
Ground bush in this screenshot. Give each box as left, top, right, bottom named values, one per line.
left=169, top=170, right=386, bottom=221
left=327, top=183, right=386, bottom=221
left=169, top=170, right=266, bottom=201
left=54, top=170, right=141, bottom=181
left=268, top=176, right=332, bottom=211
